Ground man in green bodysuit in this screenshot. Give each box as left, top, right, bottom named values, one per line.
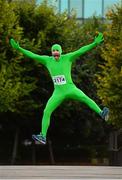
left=10, top=33, right=109, bottom=145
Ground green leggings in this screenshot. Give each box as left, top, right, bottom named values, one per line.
left=41, top=84, right=102, bottom=137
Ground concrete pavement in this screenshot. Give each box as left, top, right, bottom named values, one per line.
left=0, top=165, right=122, bottom=179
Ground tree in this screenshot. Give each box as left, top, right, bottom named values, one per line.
left=96, top=4, right=122, bottom=128
left=0, top=0, right=38, bottom=116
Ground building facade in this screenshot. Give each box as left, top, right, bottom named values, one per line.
left=37, top=0, right=121, bottom=19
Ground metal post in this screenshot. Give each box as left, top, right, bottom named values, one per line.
left=101, top=0, right=104, bottom=19
left=59, top=0, right=61, bottom=13
left=68, top=0, right=70, bottom=17
left=82, top=0, right=85, bottom=23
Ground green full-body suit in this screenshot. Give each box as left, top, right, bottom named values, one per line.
left=10, top=33, right=104, bottom=138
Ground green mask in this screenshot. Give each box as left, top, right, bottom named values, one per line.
left=51, top=44, right=62, bottom=54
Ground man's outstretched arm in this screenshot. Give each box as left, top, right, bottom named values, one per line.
left=69, top=32, right=104, bottom=61
left=10, top=38, right=49, bottom=66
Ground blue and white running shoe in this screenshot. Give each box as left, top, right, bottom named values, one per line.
left=32, top=133, right=46, bottom=145
left=100, top=107, right=109, bottom=121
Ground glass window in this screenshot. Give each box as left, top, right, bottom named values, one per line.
left=84, top=0, right=102, bottom=18
left=37, top=0, right=42, bottom=4
left=104, top=0, right=120, bottom=14
left=60, top=0, right=68, bottom=13
left=70, top=0, right=83, bottom=18
left=48, top=0, right=59, bottom=11
left=37, top=0, right=60, bottom=12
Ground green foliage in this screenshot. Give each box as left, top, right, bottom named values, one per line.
left=0, top=63, right=37, bottom=113
left=0, top=0, right=23, bottom=49
left=0, top=0, right=37, bottom=115
left=96, top=4, right=122, bottom=128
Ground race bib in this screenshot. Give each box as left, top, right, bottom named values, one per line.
left=52, top=75, right=66, bottom=85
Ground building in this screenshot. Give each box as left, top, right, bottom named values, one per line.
left=37, top=0, right=121, bottom=19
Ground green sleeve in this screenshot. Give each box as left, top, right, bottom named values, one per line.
left=68, top=42, right=97, bottom=62
left=18, top=47, right=49, bottom=66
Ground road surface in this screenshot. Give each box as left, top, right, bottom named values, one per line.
left=0, top=165, right=122, bottom=179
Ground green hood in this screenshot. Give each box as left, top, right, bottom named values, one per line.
left=51, top=44, right=62, bottom=54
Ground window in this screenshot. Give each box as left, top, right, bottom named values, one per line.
left=70, top=0, right=83, bottom=18
left=37, top=0, right=121, bottom=18
left=104, top=0, right=120, bottom=14
left=84, top=0, right=102, bottom=18
left=59, top=0, right=68, bottom=13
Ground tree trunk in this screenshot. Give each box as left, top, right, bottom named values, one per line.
left=32, top=141, right=36, bottom=165
left=11, top=128, right=19, bottom=165
left=48, top=140, right=55, bottom=165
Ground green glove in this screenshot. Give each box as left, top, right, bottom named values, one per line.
left=94, top=32, right=104, bottom=45
left=10, top=38, right=20, bottom=50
